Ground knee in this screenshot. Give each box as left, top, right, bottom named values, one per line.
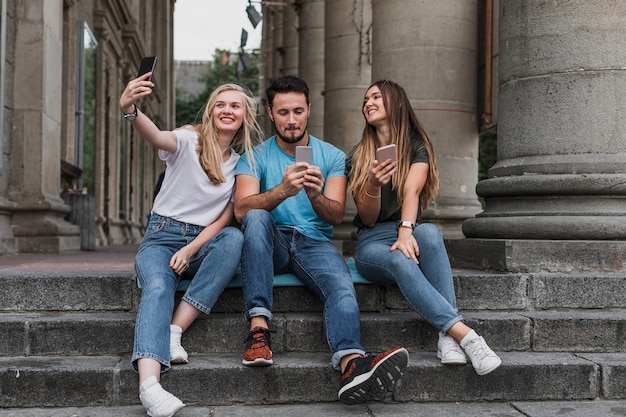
left=241, top=209, right=272, bottom=231
left=220, top=226, right=244, bottom=249
left=415, top=223, right=444, bottom=249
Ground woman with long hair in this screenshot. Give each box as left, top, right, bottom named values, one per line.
left=347, top=80, right=501, bottom=377
left=120, top=74, right=263, bottom=417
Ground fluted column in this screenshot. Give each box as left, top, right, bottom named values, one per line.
left=297, top=0, right=325, bottom=138
left=371, top=0, right=482, bottom=238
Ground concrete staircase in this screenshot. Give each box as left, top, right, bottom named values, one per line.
left=2, top=264, right=626, bottom=413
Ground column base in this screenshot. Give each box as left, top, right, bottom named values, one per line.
left=16, top=235, right=81, bottom=254
left=10, top=197, right=81, bottom=253
left=445, top=238, right=626, bottom=273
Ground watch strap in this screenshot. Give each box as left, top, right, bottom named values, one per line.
left=397, top=220, right=416, bottom=230
left=124, top=104, right=138, bottom=121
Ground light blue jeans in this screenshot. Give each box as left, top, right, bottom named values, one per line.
left=240, top=209, right=366, bottom=370
left=132, top=213, right=243, bottom=372
left=355, top=221, right=463, bottom=333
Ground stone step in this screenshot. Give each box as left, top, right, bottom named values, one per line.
left=0, top=352, right=622, bottom=408
left=3, top=400, right=626, bottom=417
left=2, top=310, right=626, bottom=357
left=2, top=269, right=626, bottom=312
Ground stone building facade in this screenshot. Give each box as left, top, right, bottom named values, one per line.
left=0, top=0, right=174, bottom=254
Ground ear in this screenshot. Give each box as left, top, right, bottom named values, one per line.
left=267, top=107, right=274, bottom=122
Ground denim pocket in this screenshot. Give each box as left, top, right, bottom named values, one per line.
left=144, top=217, right=166, bottom=237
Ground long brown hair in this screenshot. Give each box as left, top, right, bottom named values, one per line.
left=349, top=80, right=439, bottom=209
left=195, top=84, right=263, bottom=184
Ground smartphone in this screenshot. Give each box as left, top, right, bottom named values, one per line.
left=295, top=146, right=313, bottom=170
left=137, top=56, right=157, bottom=81
left=376, top=144, right=397, bottom=163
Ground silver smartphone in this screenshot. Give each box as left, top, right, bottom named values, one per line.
left=295, top=146, right=313, bottom=165
left=137, top=56, right=157, bottom=82
left=376, top=144, right=397, bottom=163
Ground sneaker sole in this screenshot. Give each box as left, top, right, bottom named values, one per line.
left=338, top=348, right=409, bottom=405
left=242, top=357, right=274, bottom=367
left=436, top=351, right=467, bottom=365
left=475, top=357, right=502, bottom=376
left=170, top=356, right=188, bottom=364
left=146, top=402, right=184, bottom=417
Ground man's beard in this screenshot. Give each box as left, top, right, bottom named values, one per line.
left=275, top=122, right=308, bottom=144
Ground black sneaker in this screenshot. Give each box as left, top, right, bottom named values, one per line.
left=338, top=347, right=409, bottom=405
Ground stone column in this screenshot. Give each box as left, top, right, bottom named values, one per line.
left=281, top=1, right=298, bottom=77
left=8, top=1, right=80, bottom=252
left=371, top=0, right=482, bottom=238
left=324, top=0, right=372, bottom=254
left=297, top=0, right=325, bottom=138
left=455, top=0, right=626, bottom=272
left=324, top=0, right=371, bottom=154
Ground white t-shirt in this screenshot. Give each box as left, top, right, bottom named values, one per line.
left=151, top=127, right=239, bottom=227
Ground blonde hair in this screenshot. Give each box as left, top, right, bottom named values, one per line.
left=194, top=84, right=263, bottom=184
left=349, top=80, right=439, bottom=209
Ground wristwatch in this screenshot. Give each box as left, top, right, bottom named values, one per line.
left=124, top=104, right=138, bottom=121
left=397, top=220, right=416, bottom=230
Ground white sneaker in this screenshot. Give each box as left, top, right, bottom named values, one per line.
left=437, top=332, right=467, bottom=365
left=139, top=382, right=185, bottom=417
left=170, top=342, right=188, bottom=364
left=460, top=330, right=502, bottom=376
left=170, top=325, right=188, bottom=364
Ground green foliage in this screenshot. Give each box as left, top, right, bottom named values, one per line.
left=478, top=127, right=497, bottom=181
left=175, top=49, right=260, bottom=126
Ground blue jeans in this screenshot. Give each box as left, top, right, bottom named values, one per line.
left=355, top=222, right=463, bottom=333
left=240, top=209, right=365, bottom=370
left=132, top=213, right=243, bottom=372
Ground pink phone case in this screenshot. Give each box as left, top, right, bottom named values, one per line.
left=376, top=144, right=397, bottom=162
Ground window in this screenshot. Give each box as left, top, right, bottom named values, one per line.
left=75, top=21, right=98, bottom=193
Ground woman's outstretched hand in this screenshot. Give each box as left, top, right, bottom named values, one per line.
left=119, top=72, right=154, bottom=113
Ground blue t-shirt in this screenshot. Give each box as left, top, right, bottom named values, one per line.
left=235, top=135, right=346, bottom=241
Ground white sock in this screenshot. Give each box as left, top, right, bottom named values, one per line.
left=140, top=375, right=158, bottom=394
left=460, top=329, right=479, bottom=348
left=170, top=324, right=183, bottom=344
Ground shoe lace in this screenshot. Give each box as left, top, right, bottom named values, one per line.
left=465, top=337, right=492, bottom=358
left=441, top=335, right=460, bottom=352
left=243, top=327, right=273, bottom=349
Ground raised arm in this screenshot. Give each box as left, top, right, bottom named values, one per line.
left=119, top=72, right=177, bottom=153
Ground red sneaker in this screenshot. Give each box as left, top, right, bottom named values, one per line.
left=242, top=326, right=274, bottom=367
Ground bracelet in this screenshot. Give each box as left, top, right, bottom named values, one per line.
left=365, top=190, right=381, bottom=198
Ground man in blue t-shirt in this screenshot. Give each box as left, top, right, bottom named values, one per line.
left=234, top=75, right=408, bottom=405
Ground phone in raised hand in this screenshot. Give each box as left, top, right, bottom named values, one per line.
left=137, top=56, right=157, bottom=82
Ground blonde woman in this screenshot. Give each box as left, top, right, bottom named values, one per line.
left=120, top=75, right=263, bottom=417
left=347, top=80, right=501, bottom=377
